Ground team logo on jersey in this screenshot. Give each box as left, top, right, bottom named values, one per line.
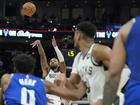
left=82, top=66, right=93, bottom=75
left=49, top=74, right=57, bottom=78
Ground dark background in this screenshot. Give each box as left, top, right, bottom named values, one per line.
left=0, top=0, right=139, bottom=77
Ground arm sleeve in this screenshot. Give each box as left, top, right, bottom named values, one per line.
left=54, top=46, right=64, bottom=62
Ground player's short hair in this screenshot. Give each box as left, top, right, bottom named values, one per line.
left=76, top=21, right=97, bottom=38
left=12, top=54, right=36, bottom=74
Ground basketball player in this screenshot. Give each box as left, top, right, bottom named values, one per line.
left=31, top=36, right=66, bottom=105
left=1, top=54, right=47, bottom=105
left=46, top=21, right=112, bottom=105
left=31, top=36, right=66, bottom=78
left=103, top=17, right=140, bottom=105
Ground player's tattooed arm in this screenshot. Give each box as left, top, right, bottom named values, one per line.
left=103, top=80, right=118, bottom=105
left=103, top=25, right=127, bottom=105
left=31, top=40, right=49, bottom=77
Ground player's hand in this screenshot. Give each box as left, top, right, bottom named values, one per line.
left=55, top=73, right=66, bottom=87
left=52, top=36, right=57, bottom=47
left=30, top=40, right=41, bottom=48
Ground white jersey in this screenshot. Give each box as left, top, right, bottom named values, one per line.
left=45, top=69, right=61, bottom=105
left=72, top=44, right=106, bottom=104
left=45, top=69, right=61, bottom=83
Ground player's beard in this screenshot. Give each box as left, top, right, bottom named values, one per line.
left=50, top=65, right=58, bottom=72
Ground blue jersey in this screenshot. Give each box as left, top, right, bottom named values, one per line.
left=3, top=73, right=48, bottom=105
left=125, top=16, right=140, bottom=105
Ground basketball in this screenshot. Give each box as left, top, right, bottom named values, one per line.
left=21, top=2, right=36, bottom=17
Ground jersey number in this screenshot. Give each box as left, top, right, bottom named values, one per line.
left=21, top=87, right=35, bottom=105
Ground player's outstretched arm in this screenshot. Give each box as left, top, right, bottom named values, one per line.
left=52, top=36, right=66, bottom=73
left=31, top=40, right=49, bottom=78
left=103, top=20, right=133, bottom=105
left=103, top=32, right=126, bottom=105
left=45, top=80, right=86, bottom=100
left=54, top=73, right=81, bottom=89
